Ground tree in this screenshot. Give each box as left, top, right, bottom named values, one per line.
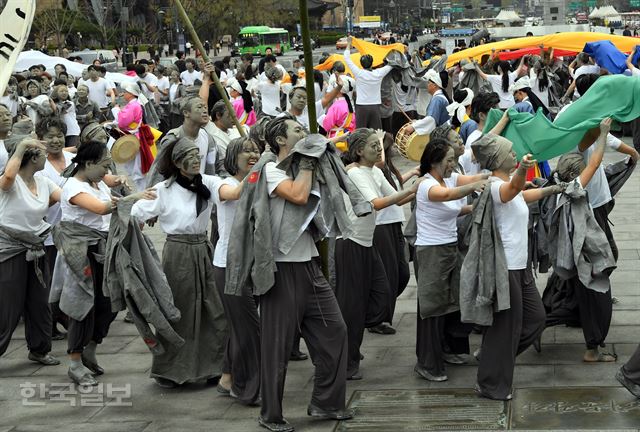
left=33, top=8, right=80, bottom=56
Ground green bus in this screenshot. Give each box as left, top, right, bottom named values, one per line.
left=237, top=26, right=290, bottom=56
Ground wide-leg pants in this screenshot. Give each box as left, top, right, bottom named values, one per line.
left=259, top=260, right=348, bottom=424
left=621, top=344, right=640, bottom=386
left=477, top=268, right=546, bottom=399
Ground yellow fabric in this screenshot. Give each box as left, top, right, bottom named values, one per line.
left=281, top=73, right=291, bottom=84
left=315, top=37, right=405, bottom=74
left=149, top=126, right=162, bottom=158
left=332, top=112, right=354, bottom=153
left=446, top=32, right=640, bottom=67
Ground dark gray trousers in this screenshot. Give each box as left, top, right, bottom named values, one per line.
left=213, top=265, right=260, bottom=405
left=477, top=268, right=546, bottom=399
left=335, top=238, right=388, bottom=377
left=622, top=344, right=640, bottom=384
left=632, top=116, right=640, bottom=153
left=355, top=104, right=383, bottom=129
left=259, top=261, right=348, bottom=424
left=0, top=252, right=52, bottom=356
left=67, top=246, right=116, bottom=354
left=373, top=223, right=411, bottom=325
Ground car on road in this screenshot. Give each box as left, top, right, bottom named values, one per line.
left=68, top=49, right=118, bottom=71
left=158, top=57, right=178, bottom=69
left=336, top=37, right=348, bottom=50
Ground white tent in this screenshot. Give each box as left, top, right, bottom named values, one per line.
left=15, top=50, right=136, bottom=84
left=495, top=9, right=523, bottom=23
left=589, top=7, right=601, bottom=19
left=599, top=5, right=620, bottom=17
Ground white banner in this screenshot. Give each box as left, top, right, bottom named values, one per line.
left=0, top=0, right=36, bottom=97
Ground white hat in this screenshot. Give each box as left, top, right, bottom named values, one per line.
left=226, top=77, right=243, bottom=95
left=340, top=75, right=355, bottom=95
left=510, top=76, right=531, bottom=93
left=122, top=82, right=140, bottom=97
left=426, top=69, right=443, bottom=88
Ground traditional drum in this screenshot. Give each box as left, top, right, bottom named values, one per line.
left=394, top=123, right=430, bottom=161
left=109, top=127, right=140, bottom=164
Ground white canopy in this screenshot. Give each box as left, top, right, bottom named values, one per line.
left=495, top=9, right=523, bottom=23
left=599, top=5, right=620, bottom=17
left=589, top=7, right=601, bottom=19
left=15, top=50, right=136, bottom=84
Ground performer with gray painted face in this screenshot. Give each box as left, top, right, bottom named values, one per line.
left=131, top=137, right=234, bottom=389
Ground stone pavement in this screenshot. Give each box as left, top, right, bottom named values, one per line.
left=0, top=147, right=639, bottom=432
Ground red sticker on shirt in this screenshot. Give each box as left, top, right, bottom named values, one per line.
left=248, top=171, right=259, bottom=184
left=83, top=266, right=92, bottom=277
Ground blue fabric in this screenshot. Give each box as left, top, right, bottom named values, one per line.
left=632, top=44, right=640, bottom=67
left=459, top=118, right=478, bottom=145
left=427, top=94, right=450, bottom=127
left=583, top=40, right=628, bottom=74
left=513, top=100, right=535, bottom=114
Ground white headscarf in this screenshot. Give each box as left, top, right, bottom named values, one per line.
left=446, top=88, right=474, bottom=125
left=426, top=69, right=443, bottom=88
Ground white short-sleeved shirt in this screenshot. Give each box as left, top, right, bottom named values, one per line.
left=0, top=175, right=58, bottom=235
left=60, top=177, right=112, bottom=231
left=131, top=175, right=221, bottom=235
left=529, top=68, right=550, bottom=109
left=84, top=78, right=112, bottom=108
left=465, top=129, right=482, bottom=150
left=265, top=161, right=319, bottom=262
left=277, top=100, right=325, bottom=131
left=35, top=152, right=74, bottom=245
left=415, top=173, right=462, bottom=246
left=60, top=101, right=81, bottom=136
left=632, top=68, right=640, bottom=77
left=256, top=81, right=282, bottom=117
left=195, top=128, right=216, bottom=174
left=0, top=95, right=19, bottom=117
left=0, top=139, right=7, bottom=173
left=212, top=177, right=240, bottom=267
left=180, top=70, right=203, bottom=86
left=345, top=166, right=396, bottom=247
left=490, top=177, right=529, bottom=270
left=25, top=94, right=50, bottom=125
left=375, top=175, right=405, bottom=225
left=577, top=134, right=621, bottom=209
left=139, top=73, right=158, bottom=100
left=486, top=71, right=518, bottom=109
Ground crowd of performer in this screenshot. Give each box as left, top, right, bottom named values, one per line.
left=2, top=34, right=640, bottom=432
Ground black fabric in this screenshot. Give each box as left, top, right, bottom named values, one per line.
left=355, top=104, right=383, bottom=129
left=622, top=344, right=640, bottom=384
left=175, top=173, right=211, bottom=217
left=259, top=261, right=347, bottom=424
left=593, top=205, right=618, bottom=262
left=213, top=266, right=260, bottom=404
left=476, top=268, right=546, bottom=400
left=0, top=252, right=52, bottom=356
left=335, top=238, right=388, bottom=377
left=373, top=222, right=410, bottom=324
left=67, top=245, right=116, bottom=353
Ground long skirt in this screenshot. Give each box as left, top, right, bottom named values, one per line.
left=415, top=243, right=471, bottom=376
left=373, top=222, right=411, bottom=324
left=213, top=265, right=260, bottom=404
left=335, top=238, right=388, bottom=377
left=150, top=234, right=228, bottom=384
left=477, top=268, right=546, bottom=399
left=0, top=252, right=52, bottom=356
left=355, top=104, right=383, bottom=129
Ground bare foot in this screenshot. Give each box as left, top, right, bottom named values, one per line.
left=583, top=349, right=617, bottom=362
left=218, top=373, right=232, bottom=390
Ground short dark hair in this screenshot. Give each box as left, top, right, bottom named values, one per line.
left=346, top=128, right=375, bottom=164
left=288, top=86, right=307, bottom=101
left=240, top=53, right=253, bottom=63
left=470, top=92, right=500, bottom=123
left=224, top=137, right=256, bottom=176
left=134, top=64, right=146, bottom=76
left=71, top=140, right=108, bottom=173
left=185, top=58, right=196, bottom=66
left=360, top=54, right=373, bottom=69
left=264, top=54, right=277, bottom=64
left=36, top=116, right=67, bottom=139
left=265, top=114, right=296, bottom=154
left=420, top=138, right=451, bottom=175
left=575, top=73, right=599, bottom=96
left=87, top=65, right=98, bottom=72
left=210, top=100, right=227, bottom=121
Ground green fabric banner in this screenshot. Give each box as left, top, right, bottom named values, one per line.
left=484, top=75, right=640, bottom=161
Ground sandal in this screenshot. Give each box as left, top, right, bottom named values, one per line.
left=584, top=351, right=618, bottom=362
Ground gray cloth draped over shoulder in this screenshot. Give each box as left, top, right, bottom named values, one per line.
left=548, top=180, right=616, bottom=293
left=50, top=221, right=108, bottom=321
left=103, top=199, right=185, bottom=354
left=0, top=225, right=49, bottom=287
left=605, top=157, right=636, bottom=199
left=459, top=186, right=510, bottom=326
left=225, top=135, right=373, bottom=297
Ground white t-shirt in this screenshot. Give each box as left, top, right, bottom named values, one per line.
left=256, top=81, right=281, bottom=116
left=0, top=95, right=19, bottom=117
left=529, top=68, right=550, bottom=110
left=59, top=101, right=81, bottom=136
left=0, top=139, right=7, bottom=173
left=265, top=161, right=319, bottom=262
left=156, top=76, right=170, bottom=97
left=375, top=175, right=405, bottom=225
left=465, top=128, right=482, bottom=150
left=277, top=99, right=325, bottom=131
left=35, top=152, right=74, bottom=245
left=415, top=173, right=462, bottom=246
left=24, top=94, right=50, bottom=125
left=195, top=128, right=216, bottom=175
left=345, top=166, right=396, bottom=247
left=486, top=71, right=518, bottom=109
left=139, top=73, right=158, bottom=100
left=490, top=177, right=529, bottom=270
left=0, top=175, right=58, bottom=235
left=343, top=49, right=393, bottom=105
left=212, top=176, right=240, bottom=267
left=60, top=177, right=112, bottom=231
left=632, top=68, right=640, bottom=77
left=169, top=83, right=180, bottom=103
left=131, top=175, right=221, bottom=235
left=180, top=70, right=203, bottom=86
left=84, top=78, right=112, bottom=108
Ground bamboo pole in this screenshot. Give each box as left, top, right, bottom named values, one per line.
left=299, top=0, right=317, bottom=134
left=171, top=0, right=246, bottom=137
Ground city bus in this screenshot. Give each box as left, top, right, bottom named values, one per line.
left=237, top=26, right=291, bottom=56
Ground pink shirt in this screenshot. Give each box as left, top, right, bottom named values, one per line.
left=322, top=98, right=355, bottom=138
left=117, top=98, right=143, bottom=135
left=232, top=98, right=256, bottom=127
